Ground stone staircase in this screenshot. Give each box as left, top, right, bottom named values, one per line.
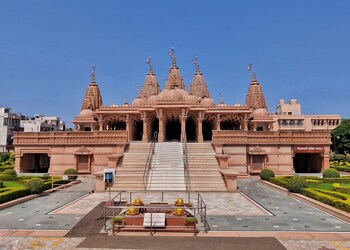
left=146, top=142, right=187, bottom=191
left=111, top=143, right=151, bottom=191
left=186, top=143, right=227, bottom=191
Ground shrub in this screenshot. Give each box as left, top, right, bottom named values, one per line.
left=63, top=168, right=78, bottom=180
left=0, top=181, right=3, bottom=188
left=0, top=166, right=15, bottom=173
left=2, top=169, right=17, bottom=177
left=0, top=187, right=31, bottom=204
left=259, top=169, right=275, bottom=181
left=184, top=217, right=198, bottom=225
left=334, top=154, right=346, bottom=161
left=25, top=178, right=45, bottom=194
left=323, top=168, right=340, bottom=178
left=287, top=176, right=309, bottom=193
left=110, top=216, right=125, bottom=225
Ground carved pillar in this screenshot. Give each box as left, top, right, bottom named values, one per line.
left=99, top=115, right=103, bottom=131
left=198, top=111, right=204, bottom=142
left=126, top=114, right=130, bottom=141
left=181, top=109, right=187, bottom=142
left=322, top=146, right=330, bottom=170
left=141, top=112, right=148, bottom=143
left=157, top=109, right=164, bottom=142
left=244, top=115, right=248, bottom=131
left=216, top=114, right=221, bottom=130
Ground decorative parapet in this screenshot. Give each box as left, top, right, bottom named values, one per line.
left=13, top=131, right=129, bottom=146
left=212, top=130, right=331, bottom=145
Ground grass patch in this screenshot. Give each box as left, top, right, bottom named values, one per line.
left=309, top=182, right=334, bottom=190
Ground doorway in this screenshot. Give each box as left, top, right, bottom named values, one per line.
left=186, top=116, right=197, bottom=141
left=293, top=153, right=322, bottom=173
left=166, top=119, right=181, bottom=141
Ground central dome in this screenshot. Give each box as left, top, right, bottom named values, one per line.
left=158, top=88, right=188, bottom=102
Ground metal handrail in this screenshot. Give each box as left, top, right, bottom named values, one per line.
left=143, top=131, right=158, bottom=188
left=182, top=133, right=190, bottom=191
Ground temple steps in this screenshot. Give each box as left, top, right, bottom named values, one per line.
left=186, top=143, right=227, bottom=192
left=111, top=143, right=151, bottom=191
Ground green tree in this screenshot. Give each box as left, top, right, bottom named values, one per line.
left=332, top=119, right=350, bottom=154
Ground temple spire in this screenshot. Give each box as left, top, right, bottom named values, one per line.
left=245, top=70, right=267, bottom=110
left=91, top=65, right=96, bottom=82
left=193, top=56, right=201, bottom=74
left=189, top=56, right=210, bottom=98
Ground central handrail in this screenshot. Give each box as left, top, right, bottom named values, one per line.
left=182, top=133, right=190, bottom=191
left=143, top=131, right=158, bottom=189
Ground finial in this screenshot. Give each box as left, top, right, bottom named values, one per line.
left=91, top=65, right=96, bottom=82
left=168, top=47, right=177, bottom=67
left=146, top=56, right=153, bottom=74
left=193, top=56, right=200, bottom=73
left=252, top=72, right=257, bottom=81
left=219, top=93, right=223, bottom=103
left=136, top=86, right=141, bottom=97
left=247, top=63, right=256, bottom=81
left=124, top=94, right=128, bottom=104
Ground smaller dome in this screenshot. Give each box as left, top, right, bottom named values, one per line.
left=185, top=94, right=198, bottom=104
left=146, top=95, right=159, bottom=104
left=217, top=101, right=228, bottom=108
left=79, top=109, right=93, bottom=117
left=131, top=97, right=146, bottom=107
left=233, top=103, right=242, bottom=107
left=201, top=97, right=215, bottom=107
left=252, top=108, right=269, bottom=117
left=158, top=89, right=184, bottom=102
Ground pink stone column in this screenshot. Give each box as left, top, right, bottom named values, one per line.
left=158, top=117, right=164, bottom=142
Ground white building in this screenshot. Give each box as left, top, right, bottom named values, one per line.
left=21, top=115, right=65, bottom=132
left=0, top=107, right=24, bottom=152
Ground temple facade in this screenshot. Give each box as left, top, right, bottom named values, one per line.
left=13, top=52, right=340, bottom=178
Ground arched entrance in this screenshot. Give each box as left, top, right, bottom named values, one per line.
left=293, top=153, right=323, bottom=173
left=203, top=120, right=213, bottom=141
left=20, top=153, right=50, bottom=173
left=186, top=116, right=197, bottom=141
left=150, top=117, right=159, bottom=140
left=108, top=120, right=126, bottom=130
left=220, top=120, right=241, bottom=130
left=132, top=120, right=143, bottom=141
left=166, top=119, right=181, bottom=141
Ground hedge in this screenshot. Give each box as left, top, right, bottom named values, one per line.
left=301, top=188, right=350, bottom=213
left=322, top=177, right=350, bottom=184
left=0, top=181, right=3, bottom=188
left=333, top=183, right=350, bottom=194
left=270, top=177, right=289, bottom=189
left=331, top=166, right=350, bottom=173
left=0, top=166, right=15, bottom=173
left=260, top=169, right=275, bottom=181
left=0, top=187, right=31, bottom=204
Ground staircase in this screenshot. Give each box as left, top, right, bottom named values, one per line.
left=187, top=143, right=227, bottom=191
left=146, top=142, right=187, bottom=191
left=111, top=143, right=151, bottom=191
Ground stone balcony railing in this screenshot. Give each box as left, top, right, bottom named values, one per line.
left=212, top=130, right=331, bottom=145
left=13, top=131, right=129, bottom=146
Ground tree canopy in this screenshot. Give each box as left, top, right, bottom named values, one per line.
left=332, top=119, right=350, bottom=154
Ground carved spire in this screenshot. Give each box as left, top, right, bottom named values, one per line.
left=81, top=65, right=102, bottom=111
left=189, top=56, right=210, bottom=98
left=245, top=72, right=267, bottom=110
left=140, top=57, right=160, bottom=98
left=164, top=47, right=186, bottom=90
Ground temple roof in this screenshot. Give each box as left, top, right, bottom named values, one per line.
left=81, top=65, right=103, bottom=111
left=189, top=57, right=210, bottom=98
left=163, top=48, right=186, bottom=90
left=140, top=57, right=161, bottom=98
left=245, top=73, right=267, bottom=111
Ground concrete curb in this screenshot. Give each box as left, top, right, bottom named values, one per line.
left=0, top=180, right=81, bottom=210
left=260, top=180, right=350, bottom=223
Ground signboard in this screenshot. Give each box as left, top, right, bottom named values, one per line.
left=103, top=168, right=116, bottom=183
left=143, top=213, right=166, bottom=227
left=293, top=146, right=324, bottom=153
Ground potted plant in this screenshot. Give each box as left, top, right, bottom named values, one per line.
left=110, top=216, right=125, bottom=226
left=184, top=217, right=197, bottom=227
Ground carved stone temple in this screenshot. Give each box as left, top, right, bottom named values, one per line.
left=13, top=52, right=340, bottom=191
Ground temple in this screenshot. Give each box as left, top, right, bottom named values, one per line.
left=13, top=51, right=341, bottom=191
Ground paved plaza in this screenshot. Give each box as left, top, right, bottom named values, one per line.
left=0, top=177, right=350, bottom=249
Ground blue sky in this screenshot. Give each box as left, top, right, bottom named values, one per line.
left=1, top=1, right=349, bottom=126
